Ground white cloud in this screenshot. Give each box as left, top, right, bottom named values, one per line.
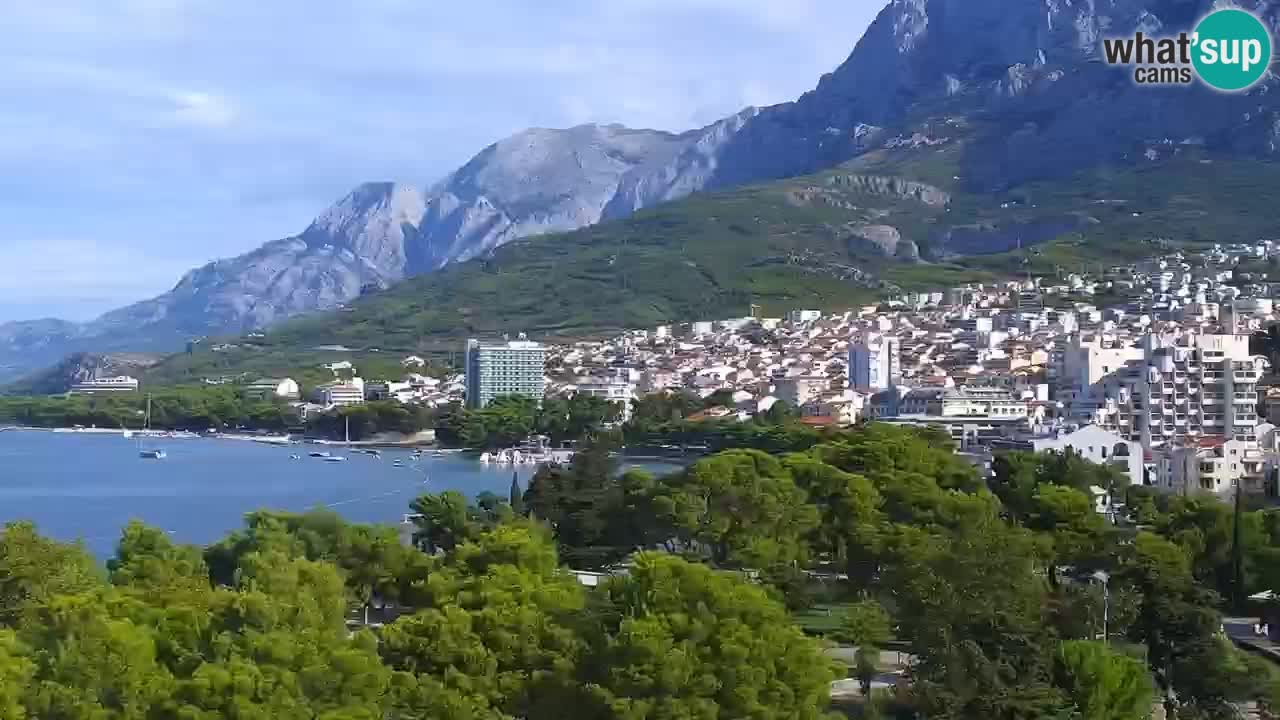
left=169, top=91, right=236, bottom=128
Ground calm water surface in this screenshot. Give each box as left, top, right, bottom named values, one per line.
left=0, top=430, right=680, bottom=558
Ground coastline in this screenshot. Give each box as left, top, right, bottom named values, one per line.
left=0, top=425, right=442, bottom=449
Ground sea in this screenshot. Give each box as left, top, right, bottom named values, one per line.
left=0, top=430, right=682, bottom=559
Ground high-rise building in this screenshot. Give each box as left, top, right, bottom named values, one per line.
left=465, top=339, right=546, bottom=408
left=849, top=335, right=900, bottom=390
left=1056, top=333, right=1264, bottom=452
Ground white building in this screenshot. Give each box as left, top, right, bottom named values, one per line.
left=576, top=370, right=637, bottom=422
left=243, top=377, right=300, bottom=401
left=365, top=381, right=414, bottom=403
left=787, top=310, right=822, bottom=325
left=465, top=338, right=547, bottom=409
left=849, top=335, right=901, bottom=390
left=317, top=381, right=365, bottom=407
left=68, top=376, right=139, bottom=395
left=1028, top=425, right=1143, bottom=486
left=1058, top=333, right=1266, bottom=451
left=1153, top=437, right=1264, bottom=498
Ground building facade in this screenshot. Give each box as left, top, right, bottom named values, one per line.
left=1058, top=333, right=1265, bottom=450
left=243, top=378, right=300, bottom=401
left=575, top=368, right=636, bottom=422
left=465, top=339, right=547, bottom=409
left=69, top=376, right=139, bottom=395
left=317, top=382, right=365, bottom=407
left=775, top=375, right=829, bottom=408
left=1028, top=425, right=1144, bottom=486
left=849, top=335, right=901, bottom=390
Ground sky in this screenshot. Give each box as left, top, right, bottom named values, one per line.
left=0, top=0, right=883, bottom=323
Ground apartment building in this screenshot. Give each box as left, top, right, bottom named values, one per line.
left=1153, top=437, right=1265, bottom=497
left=1058, top=333, right=1265, bottom=450
left=465, top=338, right=547, bottom=409
left=849, top=334, right=900, bottom=390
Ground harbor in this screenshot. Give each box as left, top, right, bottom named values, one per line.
left=0, top=428, right=681, bottom=559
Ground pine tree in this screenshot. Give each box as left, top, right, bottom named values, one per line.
left=510, top=472, right=525, bottom=516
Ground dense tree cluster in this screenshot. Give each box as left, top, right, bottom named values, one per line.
left=0, top=386, right=293, bottom=432
left=624, top=391, right=826, bottom=454
left=306, top=401, right=436, bottom=440
left=433, top=394, right=622, bottom=449
left=522, top=425, right=1280, bottom=719
left=0, top=513, right=834, bottom=718
left=4, top=422, right=1280, bottom=719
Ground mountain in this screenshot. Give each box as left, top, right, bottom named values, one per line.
left=707, top=0, right=1280, bottom=191
left=9, top=0, right=1280, bottom=385
left=415, top=115, right=756, bottom=267
left=0, top=116, right=758, bottom=383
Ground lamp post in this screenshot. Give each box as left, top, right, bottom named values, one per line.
left=1093, top=570, right=1111, bottom=644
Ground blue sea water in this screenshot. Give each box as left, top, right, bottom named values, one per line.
left=0, top=430, right=678, bottom=558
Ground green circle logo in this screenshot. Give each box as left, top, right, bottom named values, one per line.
left=1192, top=9, right=1272, bottom=92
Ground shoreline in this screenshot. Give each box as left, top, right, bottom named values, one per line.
left=0, top=425, right=443, bottom=450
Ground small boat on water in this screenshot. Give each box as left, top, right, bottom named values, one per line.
left=322, top=456, right=347, bottom=463
left=290, top=454, right=302, bottom=460
left=137, top=395, right=166, bottom=460
left=309, top=451, right=331, bottom=458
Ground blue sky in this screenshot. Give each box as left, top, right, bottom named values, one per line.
left=0, top=0, right=882, bottom=323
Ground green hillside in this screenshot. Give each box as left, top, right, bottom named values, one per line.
left=142, top=139, right=1280, bottom=386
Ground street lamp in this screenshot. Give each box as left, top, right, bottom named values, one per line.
left=1093, top=570, right=1111, bottom=644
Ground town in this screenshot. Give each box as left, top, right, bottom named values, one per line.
left=69, top=240, right=1280, bottom=508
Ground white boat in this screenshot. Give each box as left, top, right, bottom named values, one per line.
left=138, top=395, right=165, bottom=460
left=122, top=429, right=133, bottom=439
left=309, top=451, right=332, bottom=458
left=322, top=456, right=348, bottom=463
left=479, top=452, right=492, bottom=464
left=290, top=454, right=302, bottom=460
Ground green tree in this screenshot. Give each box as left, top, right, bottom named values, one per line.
left=384, top=523, right=586, bottom=718
left=888, top=514, right=1069, bottom=719
left=1053, top=640, right=1154, bottom=720
left=0, top=630, right=32, bottom=719
left=0, top=521, right=101, bottom=628
left=410, top=491, right=479, bottom=554
left=580, top=553, right=837, bottom=719
left=510, top=473, right=525, bottom=516
left=838, top=599, right=892, bottom=697
left=784, top=454, right=883, bottom=581
left=653, top=449, right=818, bottom=569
